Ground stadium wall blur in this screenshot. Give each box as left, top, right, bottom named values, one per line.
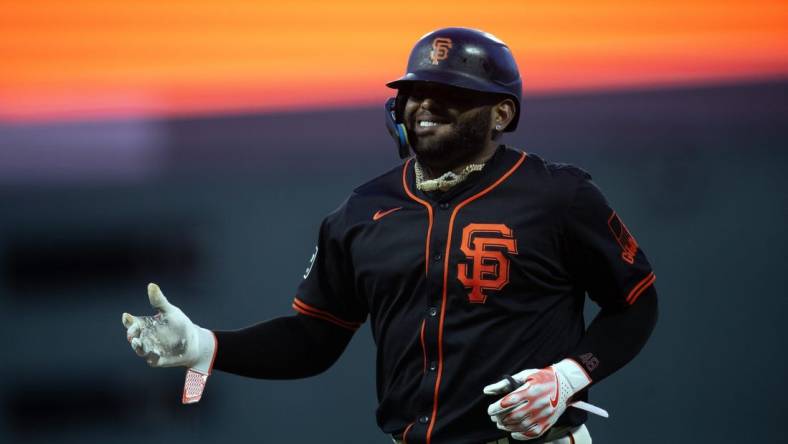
left=1, top=79, right=786, bottom=444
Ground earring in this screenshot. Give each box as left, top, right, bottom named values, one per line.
left=495, top=124, right=503, bottom=131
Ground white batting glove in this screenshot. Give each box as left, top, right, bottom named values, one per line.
left=484, top=359, right=592, bottom=441
left=122, top=283, right=217, bottom=404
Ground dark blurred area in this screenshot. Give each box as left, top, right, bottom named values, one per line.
left=1, top=79, right=786, bottom=443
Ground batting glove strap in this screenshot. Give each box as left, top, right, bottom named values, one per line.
left=551, top=358, right=592, bottom=396
left=181, top=328, right=217, bottom=404
left=190, top=327, right=218, bottom=374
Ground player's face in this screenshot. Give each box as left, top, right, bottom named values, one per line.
left=402, top=83, right=497, bottom=171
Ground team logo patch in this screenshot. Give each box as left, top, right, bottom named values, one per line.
left=607, top=211, right=638, bottom=264
left=457, top=223, right=518, bottom=303
left=430, top=37, right=452, bottom=65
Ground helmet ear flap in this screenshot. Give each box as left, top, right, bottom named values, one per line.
left=394, top=91, right=408, bottom=122
left=384, top=96, right=411, bottom=159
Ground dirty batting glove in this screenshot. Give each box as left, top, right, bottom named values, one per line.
left=484, top=359, right=591, bottom=441
left=122, top=283, right=217, bottom=404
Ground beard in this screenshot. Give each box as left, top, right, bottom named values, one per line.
left=408, top=107, right=492, bottom=172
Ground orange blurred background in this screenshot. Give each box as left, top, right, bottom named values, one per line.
left=1, top=0, right=786, bottom=122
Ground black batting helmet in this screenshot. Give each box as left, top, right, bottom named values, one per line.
left=384, top=27, right=523, bottom=158
left=388, top=27, right=522, bottom=129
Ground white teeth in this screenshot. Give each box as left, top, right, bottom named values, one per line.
left=419, top=121, right=439, bottom=127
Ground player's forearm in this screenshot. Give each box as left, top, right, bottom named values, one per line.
left=212, top=314, right=354, bottom=379
left=568, top=285, right=658, bottom=384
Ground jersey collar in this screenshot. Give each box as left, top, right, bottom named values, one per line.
left=405, top=145, right=524, bottom=204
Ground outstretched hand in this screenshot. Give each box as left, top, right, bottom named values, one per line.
left=122, top=283, right=216, bottom=373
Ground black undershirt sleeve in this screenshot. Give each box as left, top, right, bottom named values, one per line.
left=569, top=285, right=658, bottom=384
left=558, top=168, right=659, bottom=386
left=212, top=314, right=355, bottom=379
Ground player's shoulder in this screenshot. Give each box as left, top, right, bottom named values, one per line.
left=544, top=160, right=592, bottom=181
left=321, top=162, right=405, bottom=228
left=350, top=162, right=405, bottom=198
left=512, top=148, right=592, bottom=191
left=519, top=150, right=591, bottom=182
left=502, top=147, right=596, bottom=211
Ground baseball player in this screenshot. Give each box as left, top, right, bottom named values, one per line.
left=122, top=27, right=658, bottom=444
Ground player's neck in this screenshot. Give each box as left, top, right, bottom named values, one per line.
left=419, top=141, right=498, bottom=180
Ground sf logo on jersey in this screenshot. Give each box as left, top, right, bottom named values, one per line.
left=457, top=223, right=518, bottom=303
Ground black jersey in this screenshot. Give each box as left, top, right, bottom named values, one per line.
left=293, top=145, right=655, bottom=444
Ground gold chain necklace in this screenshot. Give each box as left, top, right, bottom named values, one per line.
left=414, top=161, right=485, bottom=192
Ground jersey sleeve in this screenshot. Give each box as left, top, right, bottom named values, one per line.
left=292, top=215, right=367, bottom=331
left=564, top=175, right=655, bottom=309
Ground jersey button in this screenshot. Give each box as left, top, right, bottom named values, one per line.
left=429, top=361, right=437, bottom=371
left=432, top=252, right=442, bottom=261
left=439, top=202, right=450, bottom=210
left=418, top=415, right=430, bottom=424
left=428, top=307, right=438, bottom=317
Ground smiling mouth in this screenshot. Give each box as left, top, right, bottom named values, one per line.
left=415, top=119, right=450, bottom=130
left=419, top=120, right=441, bottom=127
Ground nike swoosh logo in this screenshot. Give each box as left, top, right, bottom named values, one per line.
left=373, top=207, right=402, bottom=221
left=550, top=370, right=560, bottom=408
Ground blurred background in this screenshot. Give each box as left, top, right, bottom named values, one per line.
left=1, top=1, right=786, bottom=443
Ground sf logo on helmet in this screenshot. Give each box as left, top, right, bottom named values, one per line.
left=457, top=223, right=518, bottom=303
left=430, top=37, right=452, bottom=65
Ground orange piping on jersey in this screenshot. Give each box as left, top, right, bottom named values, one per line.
left=292, top=297, right=362, bottom=331
left=401, top=422, right=414, bottom=444
left=402, top=158, right=434, bottom=276
left=426, top=151, right=527, bottom=444
left=420, top=319, right=427, bottom=374
left=626, top=271, right=656, bottom=305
